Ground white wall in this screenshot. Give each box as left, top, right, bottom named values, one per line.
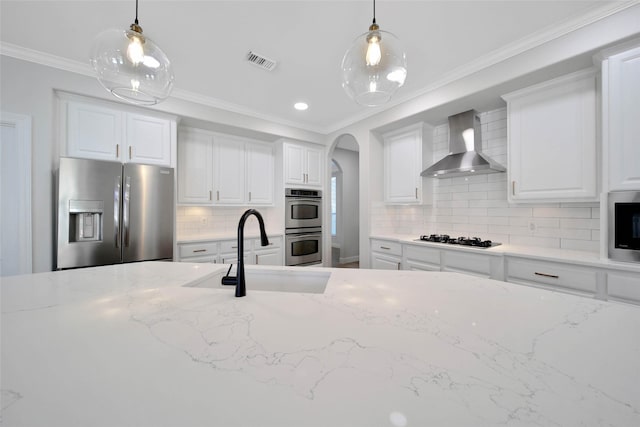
left=332, top=147, right=359, bottom=262
left=0, top=56, right=325, bottom=272
left=370, top=108, right=600, bottom=252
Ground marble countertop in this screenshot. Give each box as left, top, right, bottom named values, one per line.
left=2, top=262, right=640, bottom=426
left=374, top=234, right=640, bottom=272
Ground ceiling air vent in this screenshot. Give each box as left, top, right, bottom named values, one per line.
left=246, top=51, right=277, bottom=71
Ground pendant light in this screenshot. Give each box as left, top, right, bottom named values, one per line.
left=341, top=0, right=407, bottom=107
left=90, top=0, right=174, bottom=105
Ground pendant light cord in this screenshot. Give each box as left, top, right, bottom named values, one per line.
left=372, top=0, right=376, bottom=24
left=134, top=0, right=139, bottom=25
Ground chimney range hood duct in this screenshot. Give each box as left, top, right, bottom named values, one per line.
left=421, top=110, right=505, bottom=178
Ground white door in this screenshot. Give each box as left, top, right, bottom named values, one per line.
left=66, top=101, right=123, bottom=161
left=214, top=137, right=245, bottom=204
left=126, top=113, right=172, bottom=166
left=177, top=129, right=214, bottom=204
left=0, top=112, right=32, bottom=276
left=246, top=143, right=274, bottom=204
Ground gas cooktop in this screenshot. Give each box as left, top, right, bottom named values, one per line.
left=415, top=234, right=501, bottom=249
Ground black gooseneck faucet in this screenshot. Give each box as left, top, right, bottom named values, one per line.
left=221, top=209, right=269, bottom=297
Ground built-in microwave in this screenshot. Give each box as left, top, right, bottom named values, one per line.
left=285, top=188, right=322, bottom=230
left=608, top=191, right=640, bottom=263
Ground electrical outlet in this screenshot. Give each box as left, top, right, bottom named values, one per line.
left=200, top=216, right=208, bottom=226
left=528, top=220, right=536, bottom=234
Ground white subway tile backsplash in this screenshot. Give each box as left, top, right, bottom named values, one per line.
left=510, top=235, right=561, bottom=248
left=533, top=207, right=592, bottom=219
left=369, top=107, right=601, bottom=253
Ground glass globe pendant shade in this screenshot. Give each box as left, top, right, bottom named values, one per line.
left=90, top=26, right=174, bottom=106
left=341, top=27, right=407, bottom=107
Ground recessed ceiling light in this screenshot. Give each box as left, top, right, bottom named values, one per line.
left=294, top=102, right=308, bottom=111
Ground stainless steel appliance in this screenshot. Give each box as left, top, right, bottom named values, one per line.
left=415, top=234, right=501, bottom=249
left=285, top=188, right=322, bottom=229
left=285, top=188, right=322, bottom=266
left=421, top=110, right=505, bottom=178
left=608, top=191, right=640, bottom=263
left=285, top=227, right=322, bottom=266
left=56, top=157, right=174, bottom=269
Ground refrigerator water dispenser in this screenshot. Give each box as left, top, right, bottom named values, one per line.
left=68, top=200, right=103, bottom=242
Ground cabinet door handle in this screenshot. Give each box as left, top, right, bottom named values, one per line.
left=255, top=254, right=258, bottom=264
left=209, top=190, right=212, bottom=201
left=512, top=181, right=516, bottom=196
left=535, top=272, right=559, bottom=279
left=415, top=187, right=418, bottom=199
left=249, top=191, right=252, bottom=201
left=116, top=144, right=120, bottom=158
left=380, top=246, right=391, bottom=250
left=193, top=249, right=207, bottom=253
left=396, top=262, right=401, bottom=270
left=129, top=146, right=132, bottom=160
left=217, top=190, right=220, bottom=201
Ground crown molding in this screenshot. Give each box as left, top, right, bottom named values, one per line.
left=2, top=0, right=639, bottom=137
left=325, top=0, right=640, bottom=134
left=0, top=41, right=326, bottom=136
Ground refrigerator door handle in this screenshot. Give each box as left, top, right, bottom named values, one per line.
left=114, top=176, right=121, bottom=248
left=123, top=176, right=131, bottom=247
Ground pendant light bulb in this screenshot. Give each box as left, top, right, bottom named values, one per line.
left=365, top=26, right=382, bottom=67
left=126, top=33, right=145, bottom=65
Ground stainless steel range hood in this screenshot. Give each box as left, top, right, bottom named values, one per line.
left=421, top=110, right=505, bottom=178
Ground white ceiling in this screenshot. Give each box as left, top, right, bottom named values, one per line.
left=0, top=1, right=619, bottom=133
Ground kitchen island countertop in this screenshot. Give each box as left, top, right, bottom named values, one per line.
left=2, top=262, right=639, bottom=426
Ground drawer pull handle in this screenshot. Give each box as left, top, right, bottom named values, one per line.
left=512, top=181, right=516, bottom=196
left=231, top=246, right=238, bottom=249
left=535, top=272, right=559, bottom=279
left=193, top=249, right=207, bottom=253
left=380, top=246, right=391, bottom=250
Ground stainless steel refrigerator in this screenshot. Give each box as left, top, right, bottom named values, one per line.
left=56, top=157, right=174, bottom=269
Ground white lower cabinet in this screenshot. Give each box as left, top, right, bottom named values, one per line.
left=442, top=251, right=493, bottom=278
left=178, top=242, right=219, bottom=263
left=506, top=257, right=597, bottom=296
left=606, top=271, right=640, bottom=304
left=178, top=236, right=282, bottom=266
left=403, top=245, right=440, bottom=271
left=253, top=237, right=283, bottom=266
left=371, top=239, right=402, bottom=270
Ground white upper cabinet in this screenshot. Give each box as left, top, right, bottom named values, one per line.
left=601, top=43, right=640, bottom=191
left=60, top=94, right=176, bottom=167
left=66, top=101, right=123, bottom=162
left=177, top=127, right=274, bottom=206
left=125, top=113, right=173, bottom=166
left=382, top=123, right=433, bottom=204
left=502, top=68, right=598, bottom=203
left=177, top=128, right=214, bottom=204
left=214, top=135, right=246, bottom=204
left=283, top=142, right=323, bottom=188
left=246, top=142, right=274, bottom=205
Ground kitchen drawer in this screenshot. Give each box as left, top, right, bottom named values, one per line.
left=607, top=272, right=640, bottom=305
left=443, top=251, right=492, bottom=278
left=252, top=236, right=282, bottom=249
left=179, top=254, right=217, bottom=263
left=404, top=245, right=440, bottom=265
left=370, top=239, right=402, bottom=256
left=179, top=242, right=218, bottom=258
left=507, top=258, right=597, bottom=295
left=219, top=239, right=241, bottom=253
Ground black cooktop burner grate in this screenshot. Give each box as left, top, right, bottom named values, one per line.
left=418, top=234, right=499, bottom=248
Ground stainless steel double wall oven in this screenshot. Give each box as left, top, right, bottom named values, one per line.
left=285, top=188, right=322, bottom=266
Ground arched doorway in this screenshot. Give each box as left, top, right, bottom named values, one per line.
left=328, top=134, right=359, bottom=268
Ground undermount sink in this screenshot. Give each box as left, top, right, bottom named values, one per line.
left=186, top=268, right=330, bottom=294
